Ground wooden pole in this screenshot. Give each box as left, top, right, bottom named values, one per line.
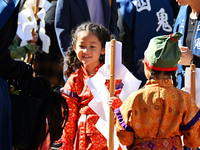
left=34, top=0, right=40, bottom=20
left=190, top=64, right=196, bottom=101
left=190, top=64, right=196, bottom=150
left=26, top=0, right=40, bottom=64
left=108, top=0, right=112, bottom=6
left=108, top=39, right=116, bottom=150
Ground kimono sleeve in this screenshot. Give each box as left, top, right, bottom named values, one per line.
left=115, top=93, right=135, bottom=146
left=60, top=75, right=80, bottom=150
left=181, top=93, right=200, bottom=148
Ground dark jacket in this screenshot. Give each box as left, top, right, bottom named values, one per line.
left=0, top=0, right=27, bottom=80
left=55, top=0, right=119, bottom=56
left=117, top=0, right=177, bottom=87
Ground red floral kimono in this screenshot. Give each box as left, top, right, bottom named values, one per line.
left=115, top=79, right=200, bottom=149
left=59, top=64, right=122, bottom=150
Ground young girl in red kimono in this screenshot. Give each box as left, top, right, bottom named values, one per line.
left=110, top=32, right=200, bottom=149
left=58, top=22, right=122, bottom=150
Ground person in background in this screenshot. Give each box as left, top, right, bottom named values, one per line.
left=55, top=0, right=119, bottom=57
left=173, top=0, right=200, bottom=89
left=55, top=0, right=119, bottom=81
left=111, top=32, right=200, bottom=149
left=0, top=1, right=68, bottom=150
left=173, top=1, right=200, bottom=149
left=0, top=0, right=33, bottom=149
left=34, top=0, right=65, bottom=86
left=117, top=0, right=179, bottom=87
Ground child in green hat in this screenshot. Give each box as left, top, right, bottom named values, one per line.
left=109, top=32, right=200, bottom=149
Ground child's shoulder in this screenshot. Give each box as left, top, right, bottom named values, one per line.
left=176, top=87, right=194, bottom=99
left=131, top=84, right=190, bottom=96
left=68, top=67, right=83, bottom=77
left=126, top=87, right=146, bottom=99
left=67, top=67, right=85, bottom=83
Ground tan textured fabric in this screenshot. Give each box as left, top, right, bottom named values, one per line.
left=116, top=79, right=200, bottom=149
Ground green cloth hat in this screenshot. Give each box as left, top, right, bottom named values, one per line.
left=144, top=32, right=182, bottom=71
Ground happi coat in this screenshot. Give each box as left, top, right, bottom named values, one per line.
left=116, top=0, right=174, bottom=87
left=115, top=79, right=200, bottom=149
left=173, top=5, right=200, bottom=89
left=59, top=64, right=122, bottom=150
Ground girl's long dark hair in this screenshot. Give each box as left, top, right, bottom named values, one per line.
left=64, top=22, right=111, bottom=77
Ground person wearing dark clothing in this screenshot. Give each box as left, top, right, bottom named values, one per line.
left=55, top=0, right=119, bottom=57
left=0, top=1, right=69, bottom=149
left=173, top=0, right=200, bottom=90
left=34, top=0, right=65, bottom=86
left=55, top=0, right=119, bottom=81
left=173, top=1, right=200, bottom=149
left=0, top=0, right=31, bottom=149
left=117, top=0, right=180, bottom=87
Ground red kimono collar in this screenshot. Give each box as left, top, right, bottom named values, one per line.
left=81, top=63, right=103, bottom=77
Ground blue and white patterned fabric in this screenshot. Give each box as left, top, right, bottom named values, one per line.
left=173, top=5, right=200, bottom=89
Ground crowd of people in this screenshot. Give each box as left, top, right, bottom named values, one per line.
left=1, top=0, right=200, bottom=150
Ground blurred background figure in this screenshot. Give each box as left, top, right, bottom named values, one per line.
left=55, top=0, right=119, bottom=81
left=173, top=0, right=200, bottom=149
left=34, top=0, right=65, bottom=86
left=9, top=0, right=65, bottom=87
left=0, top=0, right=33, bottom=149
left=0, top=1, right=68, bottom=150
left=173, top=0, right=200, bottom=89
left=117, top=0, right=179, bottom=87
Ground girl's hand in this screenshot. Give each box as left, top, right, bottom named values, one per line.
left=30, top=32, right=38, bottom=45
left=108, top=96, right=122, bottom=110
left=178, top=46, right=193, bottom=66
left=108, top=96, right=119, bottom=107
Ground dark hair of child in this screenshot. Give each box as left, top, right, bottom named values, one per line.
left=64, top=22, right=111, bottom=78
left=150, top=69, right=178, bottom=87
